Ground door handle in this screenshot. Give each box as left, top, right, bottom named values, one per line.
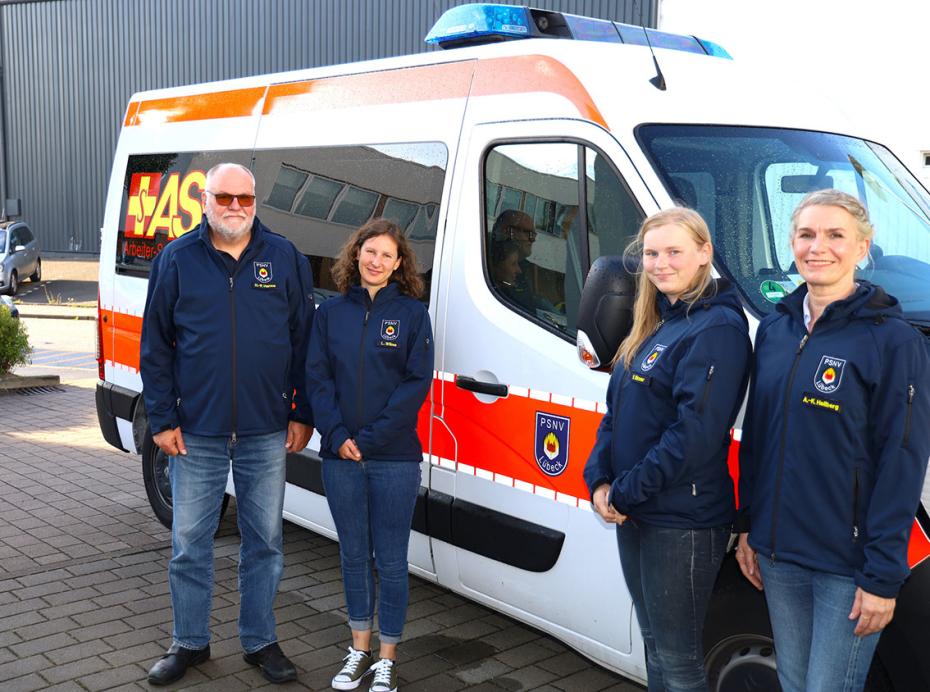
left=455, top=375, right=508, bottom=398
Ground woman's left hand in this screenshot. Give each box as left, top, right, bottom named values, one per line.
left=849, top=587, right=896, bottom=636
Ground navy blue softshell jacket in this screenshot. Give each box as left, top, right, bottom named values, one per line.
left=307, top=283, right=433, bottom=461
left=737, top=281, right=930, bottom=597
left=140, top=217, right=315, bottom=437
left=583, top=280, right=751, bottom=528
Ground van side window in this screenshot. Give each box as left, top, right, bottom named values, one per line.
left=484, top=143, right=644, bottom=339
left=253, top=143, right=447, bottom=305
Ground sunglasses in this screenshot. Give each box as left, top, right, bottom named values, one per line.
left=206, top=191, right=256, bottom=207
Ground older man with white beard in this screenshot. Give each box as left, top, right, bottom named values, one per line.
left=141, top=162, right=315, bottom=685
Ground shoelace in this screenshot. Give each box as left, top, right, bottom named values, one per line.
left=339, top=648, right=368, bottom=676
left=370, top=658, right=394, bottom=686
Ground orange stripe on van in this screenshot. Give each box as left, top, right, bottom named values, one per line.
left=100, top=308, right=143, bottom=371
left=125, top=55, right=606, bottom=128
left=908, top=519, right=930, bottom=569
left=126, top=87, right=267, bottom=126
left=264, top=61, right=475, bottom=114
left=471, top=55, right=608, bottom=128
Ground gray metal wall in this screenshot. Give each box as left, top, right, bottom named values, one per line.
left=0, top=0, right=656, bottom=254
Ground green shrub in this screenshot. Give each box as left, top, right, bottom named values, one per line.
left=0, top=307, right=30, bottom=373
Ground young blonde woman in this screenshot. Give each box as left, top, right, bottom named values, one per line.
left=584, top=208, right=751, bottom=692
left=307, top=218, right=433, bottom=692
left=736, top=190, right=930, bottom=692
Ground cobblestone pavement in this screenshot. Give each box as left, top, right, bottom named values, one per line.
left=0, top=379, right=642, bottom=691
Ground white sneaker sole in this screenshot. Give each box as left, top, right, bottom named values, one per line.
left=331, top=672, right=370, bottom=690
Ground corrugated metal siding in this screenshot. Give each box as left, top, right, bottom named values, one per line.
left=0, top=0, right=656, bottom=254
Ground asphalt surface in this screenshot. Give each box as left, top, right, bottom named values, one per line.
left=0, top=284, right=643, bottom=690
left=10, top=258, right=98, bottom=308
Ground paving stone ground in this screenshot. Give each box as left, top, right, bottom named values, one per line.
left=0, top=380, right=643, bottom=691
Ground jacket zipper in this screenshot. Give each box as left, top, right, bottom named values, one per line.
left=904, top=384, right=915, bottom=447
left=769, top=332, right=809, bottom=563
left=355, top=302, right=371, bottom=433
left=698, top=364, right=715, bottom=413
left=852, top=468, right=860, bottom=541
left=229, top=275, right=238, bottom=444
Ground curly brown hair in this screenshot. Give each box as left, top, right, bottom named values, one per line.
left=332, top=218, right=425, bottom=298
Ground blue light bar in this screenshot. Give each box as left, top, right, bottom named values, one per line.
left=696, top=38, right=732, bottom=59
left=424, top=4, right=533, bottom=46
left=424, top=4, right=731, bottom=60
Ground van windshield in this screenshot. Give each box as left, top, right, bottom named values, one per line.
left=637, top=125, right=930, bottom=325
left=0, top=230, right=5, bottom=253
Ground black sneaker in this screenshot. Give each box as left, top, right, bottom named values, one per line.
left=243, top=642, right=298, bottom=684
left=368, top=658, right=397, bottom=692
left=147, top=643, right=210, bottom=686
left=331, top=646, right=373, bottom=689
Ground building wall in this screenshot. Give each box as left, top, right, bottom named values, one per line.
left=0, top=0, right=656, bottom=254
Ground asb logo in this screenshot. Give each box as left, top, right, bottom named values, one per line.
left=381, top=319, right=399, bottom=341
left=814, top=355, right=846, bottom=394
left=254, top=262, right=273, bottom=283
left=535, top=412, right=570, bottom=476
left=124, top=170, right=206, bottom=239
left=641, top=343, right=666, bottom=372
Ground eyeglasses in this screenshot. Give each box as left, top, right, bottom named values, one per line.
left=206, top=191, right=256, bottom=207
left=510, top=226, right=537, bottom=240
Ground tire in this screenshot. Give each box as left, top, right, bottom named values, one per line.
left=703, top=555, right=781, bottom=692
left=30, top=259, right=41, bottom=282
left=141, top=431, right=230, bottom=530
left=8, top=270, right=17, bottom=296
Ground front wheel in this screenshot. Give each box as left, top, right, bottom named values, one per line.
left=30, top=259, right=41, bottom=282
left=141, top=431, right=230, bottom=529
left=8, top=270, right=17, bottom=296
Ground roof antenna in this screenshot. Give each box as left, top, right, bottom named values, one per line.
left=642, top=27, right=667, bottom=91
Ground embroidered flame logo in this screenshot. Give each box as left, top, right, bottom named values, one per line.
left=258, top=267, right=269, bottom=279
left=543, top=432, right=559, bottom=461
left=822, top=367, right=836, bottom=384
left=647, top=351, right=659, bottom=365
left=385, top=325, right=396, bottom=336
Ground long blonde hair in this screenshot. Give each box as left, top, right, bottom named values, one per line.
left=613, top=208, right=715, bottom=370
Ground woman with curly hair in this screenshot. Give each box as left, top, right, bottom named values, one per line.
left=307, top=218, right=433, bottom=692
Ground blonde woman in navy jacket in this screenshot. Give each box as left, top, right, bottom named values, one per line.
left=584, top=208, right=751, bottom=692
left=736, top=190, right=930, bottom=692
left=307, top=219, right=433, bottom=692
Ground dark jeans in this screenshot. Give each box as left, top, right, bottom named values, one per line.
left=322, top=458, right=420, bottom=644
left=617, top=520, right=728, bottom=692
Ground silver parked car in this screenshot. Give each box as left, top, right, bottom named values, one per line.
left=0, top=220, right=42, bottom=295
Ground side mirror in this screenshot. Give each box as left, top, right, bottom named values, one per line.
left=575, top=255, right=637, bottom=370
left=14, top=244, right=26, bottom=253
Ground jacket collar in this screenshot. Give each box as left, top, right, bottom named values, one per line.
left=348, top=281, right=402, bottom=306
left=776, top=280, right=900, bottom=326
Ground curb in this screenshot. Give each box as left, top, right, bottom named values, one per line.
left=0, top=373, right=62, bottom=391
left=17, top=312, right=97, bottom=321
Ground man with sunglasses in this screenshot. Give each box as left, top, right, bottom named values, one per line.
left=141, top=162, right=315, bottom=685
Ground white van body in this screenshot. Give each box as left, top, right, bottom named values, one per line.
left=95, top=7, right=930, bottom=689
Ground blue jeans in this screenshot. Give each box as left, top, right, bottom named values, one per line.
left=169, top=430, right=286, bottom=653
left=617, top=521, right=728, bottom=692
left=758, top=559, right=880, bottom=692
left=322, top=458, right=420, bottom=644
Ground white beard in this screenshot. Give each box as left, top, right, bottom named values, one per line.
left=206, top=208, right=252, bottom=242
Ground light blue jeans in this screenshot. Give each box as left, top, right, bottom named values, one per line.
left=322, top=458, right=420, bottom=644
left=759, top=559, right=881, bottom=692
left=169, top=430, right=286, bottom=653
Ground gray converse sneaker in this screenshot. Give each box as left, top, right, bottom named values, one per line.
left=368, top=658, right=397, bottom=692
left=331, top=647, right=372, bottom=690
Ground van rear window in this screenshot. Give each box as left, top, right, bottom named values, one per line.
left=115, top=151, right=252, bottom=276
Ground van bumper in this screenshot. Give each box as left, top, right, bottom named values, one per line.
left=877, top=549, right=930, bottom=688
left=95, top=381, right=139, bottom=453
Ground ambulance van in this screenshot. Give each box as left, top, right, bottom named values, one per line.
left=94, top=4, right=930, bottom=689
